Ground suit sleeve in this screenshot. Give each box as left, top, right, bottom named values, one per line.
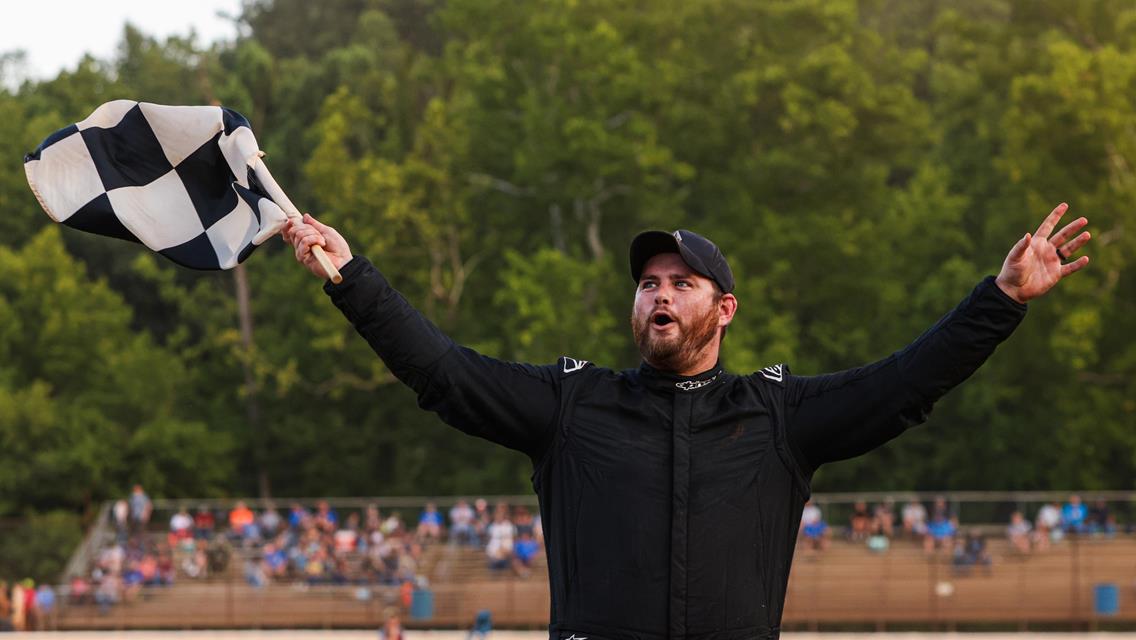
left=784, top=276, right=1027, bottom=474
left=324, top=256, right=559, bottom=460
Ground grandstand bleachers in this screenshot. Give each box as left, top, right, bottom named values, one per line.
left=43, top=493, right=1136, bottom=630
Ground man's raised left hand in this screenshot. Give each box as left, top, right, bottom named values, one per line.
left=995, top=203, right=1091, bottom=304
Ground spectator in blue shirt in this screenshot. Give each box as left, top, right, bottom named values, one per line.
left=315, top=500, right=339, bottom=533
left=288, top=503, right=310, bottom=529
left=35, top=584, right=56, bottom=623
left=1062, top=494, right=1087, bottom=534
left=128, top=485, right=152, bottom=537
left=416, top=502, right=445, bottom=543
left=952, top=529, right=992, bottom=575
left=1087, top=499, right=1117, bottom=536
left=513, top=530, right=542, bottom=577
left=923, top=496, right=957, bottom=554
left=263, top=542, right=288, bottom=579
left=799, top=499, right=830, bottom=553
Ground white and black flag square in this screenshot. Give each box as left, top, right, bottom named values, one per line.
left=24, top=100, right=289, bottom=270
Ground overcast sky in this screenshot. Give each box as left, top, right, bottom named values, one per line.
left=2, top=0, right=244, bottom=80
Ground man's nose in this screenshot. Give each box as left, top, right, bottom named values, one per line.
left=654, top=288, right=671, bottom=304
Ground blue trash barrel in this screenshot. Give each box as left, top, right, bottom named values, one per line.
left=1094, top=583, right=1120, bottom=616
left=410, top=589, right=435, bottom=619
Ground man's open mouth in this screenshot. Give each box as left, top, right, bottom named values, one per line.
left=652, top=312, right=674, bottom=327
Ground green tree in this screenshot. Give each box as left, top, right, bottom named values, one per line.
left=0, top=229, right=233, bottom=514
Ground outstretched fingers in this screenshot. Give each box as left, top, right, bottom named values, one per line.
left=1050, top=216, right=1088, bottom=247
left=1035, top=202, right=1069, bottom=238
left=1060, top=255, right=1090, bottom=278
left=1058, top=230, right=1092, bottom=260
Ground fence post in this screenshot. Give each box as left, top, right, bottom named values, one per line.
left=929, top=552, right=940, bottom=630
left=876, top=545, right=889, bottom=631
left=1016, top=546, right=1028, bottom=631
left=1070, top=532, right=1081, bottom=629
left=226, top=576, right=234, bottom=627
left=808, top=554, right=820, bottom=631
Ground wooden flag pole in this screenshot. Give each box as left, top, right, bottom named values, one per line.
left=251, top=154, right=343, bottom=284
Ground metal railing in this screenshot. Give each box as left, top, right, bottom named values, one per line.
left=61, top=501, right=114, bottom=584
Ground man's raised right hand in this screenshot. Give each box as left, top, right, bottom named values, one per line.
left=282, top=213, right=354, bottom=280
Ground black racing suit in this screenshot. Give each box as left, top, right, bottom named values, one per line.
left=325, top=256, right=1027, bottom=640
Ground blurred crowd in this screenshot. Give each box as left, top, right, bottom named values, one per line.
left=64, top=484, right=176, bottom=615
left=0, top=580, right=56, bottom=632
left=228, top=497, right=544, bottom=588
left=1005, top=494, right=1118, bottom=553
left=63, top=485, right=545, bottom=616
left=799, top=493, right=1122, bottom=570
left=15, top=485, right=1130, bottom=626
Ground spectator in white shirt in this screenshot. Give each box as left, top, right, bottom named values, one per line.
left=902, top=499, right=928, bottom=539
left=486, top=504, right=516, bottom=571
left=798, top=500, right=829, bottom=553
left=170, top=508, right=193, bottom=535
left=1035, top=501, right=1062, bottom=550
left=1007, top=510, right=1032, bottom=553
left=450, top=499, right=477, bottom=546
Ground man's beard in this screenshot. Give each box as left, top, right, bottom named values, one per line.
left=632, top=303, right=720, bottom=373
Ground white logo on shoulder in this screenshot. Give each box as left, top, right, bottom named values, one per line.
left=562, top=357, right=589, bottom=374
left=760, top=363, right=784, bottom=382
left=565, top=635, right=588, bottom=640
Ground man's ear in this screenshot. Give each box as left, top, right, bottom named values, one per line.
left=719, top=293, right=738, bottom=328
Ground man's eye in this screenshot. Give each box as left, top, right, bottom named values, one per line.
left=641, top=282, right=656, bottom=289
left=676, top=281, right=691, bottom=288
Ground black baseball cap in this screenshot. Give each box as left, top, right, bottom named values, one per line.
left=629, top=229, right=735, bottom=294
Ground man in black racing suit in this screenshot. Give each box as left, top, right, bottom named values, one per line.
left=283, top=203, right=1091, bottom=640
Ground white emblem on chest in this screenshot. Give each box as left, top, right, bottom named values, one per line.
left=676, top=375, right=716, bottom=391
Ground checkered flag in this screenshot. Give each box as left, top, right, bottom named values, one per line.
left=24, top=100, right=338, bottom=278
